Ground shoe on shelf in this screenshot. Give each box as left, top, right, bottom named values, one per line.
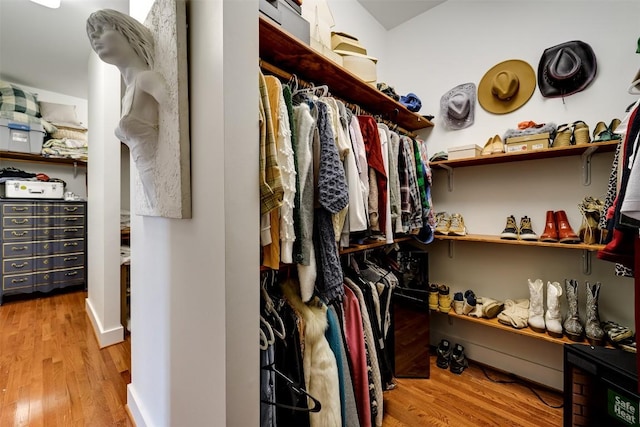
left=552, top=123, right=573, bottom=148
left=592, top=121, right=607, bottom=142
left=602, top=320, right=634, bottom=344
left=438, top=284, right=452, bottom=313
left=462, top=291, right=476, bottom=315
left=481, top=136, right=494, bottom=156
left=555, top=210, right=581, bottom=244
left=519, top=216, right=538, bottom=241
left=428, top=283, right=439, bottom=311
left=482, top=297, right=504, bottom=319
left=449, top=343, right=469, bottom=375
left=490, top=134, right=504, bottom=154
left=540, top=210, right=559, bottom=242
left=435, top=212, right=450, bottom=235
left=452, top=292, right=464, bottom=314
left=500, top=215, right=519, bottom=240
left=527, top=278, right=546, bottom=333
left=448, top=213, right=467, bottom=236
left=572, top=120, right=591, bottom=145
left=436, top=339, right=452, bottom=369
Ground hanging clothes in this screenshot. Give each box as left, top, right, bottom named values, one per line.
left=358, top=115, right=388, bottom=235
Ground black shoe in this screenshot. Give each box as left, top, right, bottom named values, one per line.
left=449, top=343, right=468, bottom=375
left=436, top=339, right=452, bottom=369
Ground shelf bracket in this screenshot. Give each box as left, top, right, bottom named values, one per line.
left=581, top=146, right=598, bottom=186
left=73, top=161, right=78, bottom=178
left=448, top=240, right=454, bottom=258
left=441, top=164, right=454, bottom=191
left=582, top=250, right=592, bottom=275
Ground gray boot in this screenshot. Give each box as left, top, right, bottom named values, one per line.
left=585, top=281, right=605, bottom=346
left=563, top=279, right=584, bottom=342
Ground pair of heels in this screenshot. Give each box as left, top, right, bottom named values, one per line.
left=553, top=121, right=591, bottom=148
left=481, top=134, right=504, bottom=156
left=592, top=118, right=621, bottom=142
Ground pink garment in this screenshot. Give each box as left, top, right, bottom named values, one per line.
left=343, top=285, right=371, bottom=427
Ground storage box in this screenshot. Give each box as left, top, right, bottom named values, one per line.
left=447, top=144, right=482, bottom=160
left=259, top=0, right=310, bottom=44
left=505, top=132, right=550, bottom=153
left=0, top=119, right=45, bottom=154
left=2, top=180, right=64, bottom=199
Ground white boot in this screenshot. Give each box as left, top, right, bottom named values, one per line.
left=527, top=278, right=545, bottom=333
left=545, top=281, right=563, bottom=338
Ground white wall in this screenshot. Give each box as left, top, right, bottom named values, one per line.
left=378, top=0, right=639, bottom=389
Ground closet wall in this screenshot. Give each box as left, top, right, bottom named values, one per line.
left=369, top=0, right=640, bottom=389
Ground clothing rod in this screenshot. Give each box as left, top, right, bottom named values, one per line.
left=259, top=59, right=418, bottom=139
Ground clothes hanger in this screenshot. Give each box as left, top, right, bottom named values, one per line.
left=260, top=363, right=322, bottom=413
left=260, top=315, right=275, bottom=346
left=261, top=275, right=286, bottom=340
left=259, top=328, right=269, bottom=350
left=628, top=78, right=640, bottom=95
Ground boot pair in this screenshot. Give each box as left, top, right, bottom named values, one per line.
left=539, top=210, right=580, bottom=243
left=500, top=215, right=538, bottom=241
left=563, top=279, right=605, bottom=346
left=429, top=283, right=451, bottom=313
left=528, top=279, right=563, bottom=338
left=436, top=339, right=468, bottom=374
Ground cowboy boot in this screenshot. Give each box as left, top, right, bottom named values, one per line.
left=527, top=278, right=545, bottom=333
left=544, top=281, right=563, bottom=338
left=539, top=210, right=558, bottom=242
left=563, top=279, right=584, bottom=342
left=555, top=210, right=580, bottom=243
left=585, top=281, right=605, bottom=346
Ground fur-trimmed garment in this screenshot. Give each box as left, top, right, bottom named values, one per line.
left=282, top=279, right=342, bottom=427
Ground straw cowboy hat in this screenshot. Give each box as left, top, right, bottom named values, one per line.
left=538, top=40, right=597, bottom=98
left=440, top=82, right=476, bottom=130
left=478, top=59, right=536, bottom=114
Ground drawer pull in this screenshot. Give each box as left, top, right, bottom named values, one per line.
left=63, top=256, right=78, bottom=262
left=63, top=242, right=79, bottom=247
left=64, top=207, right=79, bottom=212
left=10, top=262, right=27, bottom=268
left=65, top=271, right=78, bottom=277
left=64, top=228, right=79, bottom=233
left=11, top=246, right=28, bottom=251
left=11, top=231, right=28, bottom=237
left=11, top=219, right=29, bottom=224
left=11, top=278, right=28, bottom=284
left=64, top=218, right=79, bottom=222
left=11, top=207, right=28, bottom=212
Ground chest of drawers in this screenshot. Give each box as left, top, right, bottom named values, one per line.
left=0, top=199, right=87, bottom=304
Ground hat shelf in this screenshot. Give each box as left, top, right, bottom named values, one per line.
left=259, top=16, right=433, bottom=132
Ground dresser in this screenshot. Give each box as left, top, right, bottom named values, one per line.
left=1, top=199, right=86, bottom=304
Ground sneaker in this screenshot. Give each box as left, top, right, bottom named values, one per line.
left=500, top=215, right=519, bottom=240
left=452, top=292, right=464, bottom=314
left=436, top=339, right=452, bottom=369
left=449, top=343, right=469, bottom=374
left=434, top=212, right=450, bottom=235
left=448, top=213, right=467, bottom=236
left=519, top=216, right=538, bottom=241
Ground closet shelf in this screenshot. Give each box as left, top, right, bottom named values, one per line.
left=1, top=151, right=87, bottom=167
left=438, top=311, right=612, bottom=347
left=258, top=16, right=433, bottom=132
left=429, top=140, right=618, bottom=169
left=434, top=234, right=605, bottom=252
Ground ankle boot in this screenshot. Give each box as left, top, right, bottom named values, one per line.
left=527, top=278, right=545, bottom=333
left=428, top=283, right=439, bottom=310
left=544, top=281, right=563, bottom=338
left=585, top=281, right=605, bottom=346
left=563, top=279, right=584, bottom=342
left=438, top=284, right=452, bottom=313
left=540, top=210, right=558, bottom=242
left=555, top=210, right=580, bottom=244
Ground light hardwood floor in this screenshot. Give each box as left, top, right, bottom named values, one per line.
left=0, top=289, right=562, bottom=426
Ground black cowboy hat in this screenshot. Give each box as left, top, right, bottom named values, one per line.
left=538, top=40, right=597, bottom=98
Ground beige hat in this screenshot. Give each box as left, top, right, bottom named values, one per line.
left=331, top=31, right=367, bottom=55
left=478, top=59, right=536, bottom=114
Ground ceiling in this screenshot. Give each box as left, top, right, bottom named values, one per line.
left=0, top=0, right=442, bottom=100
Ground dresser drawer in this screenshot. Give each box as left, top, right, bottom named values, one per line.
left=54, top=239, right=85, bottom=254
left=52, top=226, right=85, bottom=239
left=50, top=267, right=85, bottom=285
left=55, top=215, right=84, bottom=227
left=52, top=253, right=85, bottom=269
left=54, top=203, right=85, bottom=216
left=2, top=228, right=36, bottom=240
left=36, top=203, right=55, bottom=215
left=1, top=240, right=64, bottom=257
left=3, top=273, right=34, bottom=290
left=2, top=216, right=56, bottom=228
left=2, top=242, right=33, bottom=257
left=2, top=257, right=34, bottom=274
left=2, top=203, right=35, bottom=216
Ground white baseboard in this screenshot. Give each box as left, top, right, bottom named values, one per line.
left=85, top=297, right=124, bottom=348
left=127, top=385, right=149, bottom=427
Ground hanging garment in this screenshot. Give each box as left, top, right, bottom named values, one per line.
left=348, top=113, right=370, bottom=227
left=377, top=123, right=393, bottom=243
left=388, top=131, right=403, bottom=235
left=282, top=279, right=342, bottom=427
left=399, top=135, right=422, bottom=233
left=283, top=85, right=303, bottom=263
left=358, top=115, right=388, bottom=235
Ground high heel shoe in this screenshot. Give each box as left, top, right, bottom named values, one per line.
left=592, top=121, right=607, bottom=142
left=553, top=123, right=573, bottom=148
left=481, top=134, right=504, bottom=156
left=573, top=121, right=591, bottom=145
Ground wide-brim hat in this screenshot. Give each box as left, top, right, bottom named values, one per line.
left=478, top=59, right=536, bottom=114
left=440, top=82, right=476, bottom=130
left=538, top=40, right=597, bottom=98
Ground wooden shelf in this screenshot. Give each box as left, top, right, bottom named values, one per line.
left=430, top=140, right=618, bottom=169
left=258, top=16, right=433, bottom=132
left=438, top=310, right=610, bottom=347
left=1, top=151, right=87, bottom=166
left=339, top=236, right=414, bottom=255
left=434, top=233, right=605, bottom=252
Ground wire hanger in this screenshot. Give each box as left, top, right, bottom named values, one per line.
left=261, top=274, right=286, bottom=340
left=261, top=364, right=322, bottom=413
left=260, top=315, right=275, bottom=346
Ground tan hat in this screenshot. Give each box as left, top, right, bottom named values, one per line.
left=478, top=59, right=536, bottom=114
left=331, top=31, right=367, bottom=55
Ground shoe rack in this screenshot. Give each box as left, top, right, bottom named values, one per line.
left=430, top=140, right=618, bottom=190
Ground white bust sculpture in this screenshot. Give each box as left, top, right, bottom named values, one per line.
left=86, top=9, right=168, bottom=208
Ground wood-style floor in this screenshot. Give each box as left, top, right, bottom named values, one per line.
left=0, top=289, right=562, bottom=426
left=0, top=289, right=132, bottom=427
